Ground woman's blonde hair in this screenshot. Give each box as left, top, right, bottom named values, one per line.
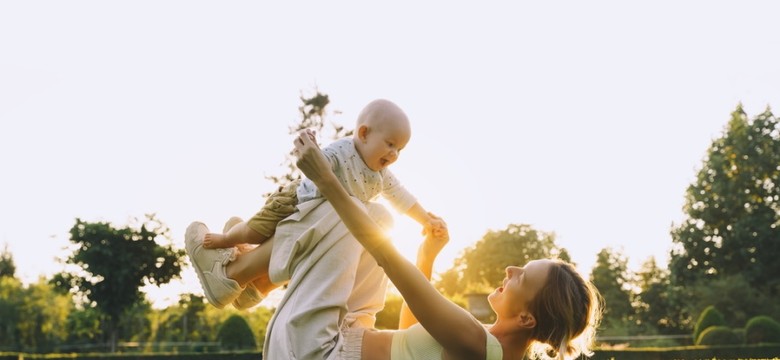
left=526, top=259, right=603, bottom=360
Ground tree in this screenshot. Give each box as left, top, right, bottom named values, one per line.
left=375, top=294, right=403, bottom=330
left=177, top=294, right=208, bottom=343
left=15, top=278, right=72, bottom=352
left=0, top=276, right=23, bottom=351
left=64, top=306, right=102, bottom=350
left=53, top=215, right=185, bottom=352
left=240, top=306, right=275, bottom=353
left=116, top=300, right=153, bottom=344
left=216, top=314, right=256, bottom=350
left=670, top=106, right=780, bottom=294
left=633, top=256, right=691, bottom=337
left=437, top=224, right=566, bottom=296
left=590, top=247, right=635, bottom=336
left=0, top=276, right=73, bottom=353
left=0, top=244, right=15, bottom=278
left=266, top=89, right=351, bottom=192
left=685, top=274, right=779, bottom=329
left=152, top=293, right=211, bottom=348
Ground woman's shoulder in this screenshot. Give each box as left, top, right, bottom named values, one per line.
left=484, top=326, right=503, bottom=360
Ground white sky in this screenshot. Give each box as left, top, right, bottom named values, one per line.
left=1, top=1, right=779, bottom=308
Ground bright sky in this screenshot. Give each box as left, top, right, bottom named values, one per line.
left=1, top=1, right=779, bottom=308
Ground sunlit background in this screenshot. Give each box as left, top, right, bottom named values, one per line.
left=1, top=1, right=779, bottom=308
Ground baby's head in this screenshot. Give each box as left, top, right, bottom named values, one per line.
left=353, top=99, right=411, bottom=171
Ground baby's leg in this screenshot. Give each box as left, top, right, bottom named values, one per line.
left=222, top=218, right=281, bottom=306
left=203, top=222, right=268, bottom=249
left=226, top=237, right=280, bottom=294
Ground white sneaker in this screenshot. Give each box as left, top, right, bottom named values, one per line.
left=185, top=221, right=242, bottom=309
left=233, top=281, right=264, bottom=309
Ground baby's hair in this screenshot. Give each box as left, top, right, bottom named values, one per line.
left=355, top=99, right=409, bottom=130
left=527, top=260, right=603, bottom=360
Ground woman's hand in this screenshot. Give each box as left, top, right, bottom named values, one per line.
left=293, top=129, right=333, bottom=185
left=419, top=212, right=449, bottom=263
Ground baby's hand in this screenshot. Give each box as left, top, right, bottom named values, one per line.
left=430, top=220, right=448, bottom=241
left=422, top=213, right=448, bottom=239
left=420, top=215, right=449, bottom=260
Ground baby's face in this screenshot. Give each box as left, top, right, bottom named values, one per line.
left=359, top=120, right=411, bottom=171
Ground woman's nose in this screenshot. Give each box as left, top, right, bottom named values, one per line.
left=506, top=266, right=522, bottom=277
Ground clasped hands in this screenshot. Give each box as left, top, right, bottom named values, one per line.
left=294, top=129, right=450, bottom=260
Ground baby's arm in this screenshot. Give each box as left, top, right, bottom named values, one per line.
left=405, top=204, right=448, bottom=237
left=381, top=170, right=448, bottom=236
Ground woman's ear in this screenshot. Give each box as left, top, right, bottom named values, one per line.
left=517, top=312, right=536, bottom=329
left=357, top=125, right=369, bottom=143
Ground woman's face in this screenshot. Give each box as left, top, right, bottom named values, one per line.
left=488, top=259, right=552, bottom=317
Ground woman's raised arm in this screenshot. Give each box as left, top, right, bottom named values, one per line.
left=294, top=130, right=488, bottom=359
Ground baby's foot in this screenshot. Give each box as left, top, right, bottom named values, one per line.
left=203, top=233, right=233, bottom=249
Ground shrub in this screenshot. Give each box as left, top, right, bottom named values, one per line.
left=745, top=315, right=780, bottom=344
left=696, top=325, right=741, bottom=346
left=216, top=314, right=256, bottom=350
left=693, top=305, right=725, bottom=343
left=733, top=327, right=746, bottom=344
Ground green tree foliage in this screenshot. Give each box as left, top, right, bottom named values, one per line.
left=437, top=224, right=565, bottom=297
left=117, top=300, right=153, bottom=343
left=0, top=277, right=73, bottom=352
left=0, top=244, right=15, bottom=278
left=64, top=306, right=102, bottom=349
left=266, top=89, right=351, bottom=192
left=634, top=257, right=679, bottom=335
left=670, top=106, right=780, bottom=294
left=152, top=294, right=212, bottom=348
left=147, top=295, right=273, bottom=352
left=0, top=276, right=23, bottom=351
left=590, top=247, right=634, bottom=336
left=631, top=256, right=692, bottom=344
left=53, top=215, right=185, bottom=352
left=241, top=306, right=275, bottom=352
left=696, top=325, right=742, bottom=346
left=17, top=278, right=72, bottom=352
left=216, top=314, right=256, bottom=350
left=435, top=268, right=462, bottom=297
left=375, top=294, right=403, bottom=330
left=745, top=315, right=780, bottom=344
left=175, top=294, right=208, bottom=343
left=685, top=274, right=779, bottom=329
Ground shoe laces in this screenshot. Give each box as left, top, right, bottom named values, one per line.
left=217, top=247, right=238, bottom=265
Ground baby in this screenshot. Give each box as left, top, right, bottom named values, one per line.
left=202, top=99, right=446, bottom=308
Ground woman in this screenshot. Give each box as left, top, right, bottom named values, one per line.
left=187, top=130, right=602, bottom=359
left=292, top=129, right=602, bottom=359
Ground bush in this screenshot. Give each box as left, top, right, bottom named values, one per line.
left=0, top=353, right=264, bottom=359
left=590, top=343, right=780, bottom=360
left=216, top=314, right=256, bottom=351
left=696, top=325, right=741, bottom=345
left=745, top=315, right=780, bottom=344
left=693, top=305, right=725, bottom=343
left=733, top=327, right=746, bottom=344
